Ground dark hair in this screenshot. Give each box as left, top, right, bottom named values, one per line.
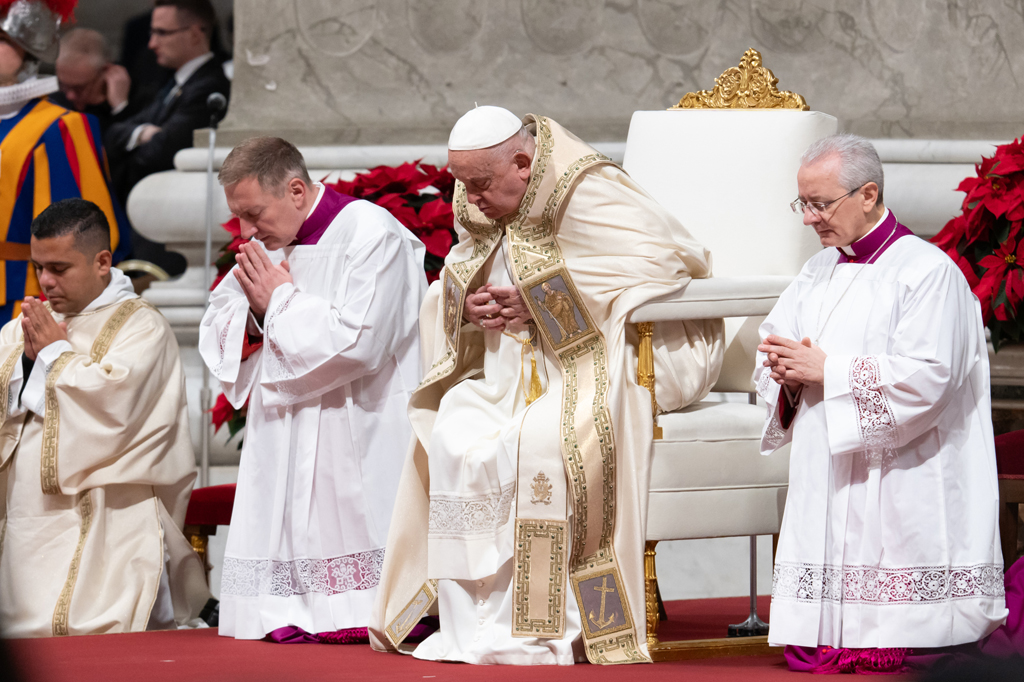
left=154, top=0, right=217, bottom=37
left=31, top=198, right=111, bottom=254
left=219, top=136, right=313, bottom=194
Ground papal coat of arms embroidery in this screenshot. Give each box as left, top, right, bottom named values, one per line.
left=531, top=471, right=553, bottom=505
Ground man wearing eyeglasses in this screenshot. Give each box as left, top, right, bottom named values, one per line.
left=105, top=0, right=230, bottom=277
left=754, top=134, right=1006, bottom=671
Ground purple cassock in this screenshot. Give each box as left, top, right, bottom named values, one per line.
left=836, top=210, right=915, bottom=265
left=291, top=185, right=359, bottom=246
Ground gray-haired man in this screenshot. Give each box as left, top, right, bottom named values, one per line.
left=756, top=134, right=1006, bottom=665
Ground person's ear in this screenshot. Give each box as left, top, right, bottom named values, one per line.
left=861, top=182, right=880, bottom=211
left=287, top=178, right=308, bottom=210
left=513, top=151, right=532, bottom=181
left=95, top=249, right=112, bottom=276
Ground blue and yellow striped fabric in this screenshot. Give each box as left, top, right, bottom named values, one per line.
left=0, top=97, right=130, bottom=324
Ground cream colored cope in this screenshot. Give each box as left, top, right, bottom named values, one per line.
left=0, top=270, right=208, bottom=637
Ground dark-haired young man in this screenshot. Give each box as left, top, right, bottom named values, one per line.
left=0, top=198, right=209, bottom=638
left=105, top=0, right=230, bottom=275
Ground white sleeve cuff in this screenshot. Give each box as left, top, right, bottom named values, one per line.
left=110, top=100, right=129, bottom=116
left=126, top=124, right=146, bottom=151
left=21, top=340, right=73, bottom=416
left=246, top=309, right=264, bottom=336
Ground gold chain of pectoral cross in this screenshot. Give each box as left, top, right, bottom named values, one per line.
left=502, top=325, right=543, bottom=406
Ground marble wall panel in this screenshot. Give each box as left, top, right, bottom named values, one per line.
left=213, top=0, right=1023, bottom=145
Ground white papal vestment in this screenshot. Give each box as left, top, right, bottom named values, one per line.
left=200, top=193, right=426, bottom=639
left=372, top=115, right=724, bottom=665
left=0, top=269, right=209, bottom=637
left=757, top=227, right=1007, bottom=650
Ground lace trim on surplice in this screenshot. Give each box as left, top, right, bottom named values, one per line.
left=849, top=356, right=898, bottom=451
left=428, top=481, right=515, bottom=540
left=772, top=562, right=1005, bottom=605
left=220, top=548, right=384, bottom=598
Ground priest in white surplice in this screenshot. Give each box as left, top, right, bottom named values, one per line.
left=199, top=137, right=426, bottom=640
left=0, top=198, right=209, bottom=637
left=756, top=134, right=1006, bottom=662
left=370, top=107, right=723, bottom=665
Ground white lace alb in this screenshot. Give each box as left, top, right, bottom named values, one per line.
left=773, top=562, right=1004, bottom=605
left=428, top=482, right=516, bottom=540
left=220, top=548, right=384, bottom=598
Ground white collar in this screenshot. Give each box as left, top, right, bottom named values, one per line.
left=175, top=52, right=215, bottom=86
left=0, top=76, right=59, bottom=119
left=840, top=208, right=890, bottom=256
left=305, top=182, right=326, bottom=219
left=81, top=268, right=138, bottom=313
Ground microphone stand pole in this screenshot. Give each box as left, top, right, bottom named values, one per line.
left=199, top=106, right=222, bottom=488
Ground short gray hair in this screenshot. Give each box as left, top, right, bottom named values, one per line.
left=219, top=136, right=313, bottom=194
left=801, top=133, right=884, bottom=203
left=57, top=29, right=111, bottom=71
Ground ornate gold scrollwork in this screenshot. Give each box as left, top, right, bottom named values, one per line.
left=670, top=48, right=809, bottom=111
left=635, top=322, right=662, bottom=440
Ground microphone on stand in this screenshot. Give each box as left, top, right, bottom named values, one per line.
left=207, top=92, right=227, bottom=129
left=199, top=91, right=227, bottom=488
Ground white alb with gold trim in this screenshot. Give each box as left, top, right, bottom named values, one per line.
left=0, top=269, right=208, bottom=637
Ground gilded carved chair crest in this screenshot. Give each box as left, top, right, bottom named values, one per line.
left=670, top=48, right=809, bottom=111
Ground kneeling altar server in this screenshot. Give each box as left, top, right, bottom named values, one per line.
left=370, top=106, right=724, bottom=665
left=200, top=137, right=426, bottom=640
left=757, top=134, right=1006, bottom=665
left=0, top=198, right=208, bottom=637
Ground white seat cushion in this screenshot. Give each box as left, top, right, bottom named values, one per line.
left=646, top=400, right=790, bottom=541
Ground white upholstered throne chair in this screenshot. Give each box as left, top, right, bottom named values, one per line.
left=621, top=50, right=837, bottom=660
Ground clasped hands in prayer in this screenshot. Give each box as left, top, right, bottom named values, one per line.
left=464, top=284, right=532, bottom=331
left=21, top=297, right=67, bottom=362
left=234, top=241, right=293, bottom=324
left=758, top=335, right=827, bottom=387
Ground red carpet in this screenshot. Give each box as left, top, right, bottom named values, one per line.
left=3, top=597, right=918, bottom=682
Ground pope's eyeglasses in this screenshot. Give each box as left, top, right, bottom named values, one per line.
left=790, top=185, right=864, bottom=216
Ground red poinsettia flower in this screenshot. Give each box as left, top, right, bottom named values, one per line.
left=932, top=213, right=968, bottom=253
left=210, top=393, right=235, bottom=433
left=992, top=138, right=1024, bottom=176
left=222, top=215, right=242, bottom=237
left=976, top=232, right=1024, bottom=322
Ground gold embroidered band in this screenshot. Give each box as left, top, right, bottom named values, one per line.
left=512, top=518, right=567, bottom=638
left=52, top=491, right=93, bottom=636
left=385, top=579, right=437, bottom=647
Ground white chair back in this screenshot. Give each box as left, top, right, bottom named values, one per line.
left=623, top=110, right=837, bottom=392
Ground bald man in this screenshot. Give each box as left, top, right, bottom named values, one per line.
left=53, top=28, right=131, bottom=134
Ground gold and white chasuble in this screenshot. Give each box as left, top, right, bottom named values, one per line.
left=0, top=270, right=208, bottom=637
left=370, top=116, right=724, bottom=664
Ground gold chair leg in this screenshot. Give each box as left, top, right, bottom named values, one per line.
left=645, top=540, right=661, bottom=650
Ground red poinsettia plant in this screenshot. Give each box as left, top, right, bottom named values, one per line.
left=209, top=160, right=457, bottom=441
left=932, top=139, right=1024, bottom=350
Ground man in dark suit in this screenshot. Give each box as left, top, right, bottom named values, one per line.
left=105, top=0, right=230, bottom=275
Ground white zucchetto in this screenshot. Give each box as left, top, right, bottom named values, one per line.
left=448, top=105, right=523, bottom=151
